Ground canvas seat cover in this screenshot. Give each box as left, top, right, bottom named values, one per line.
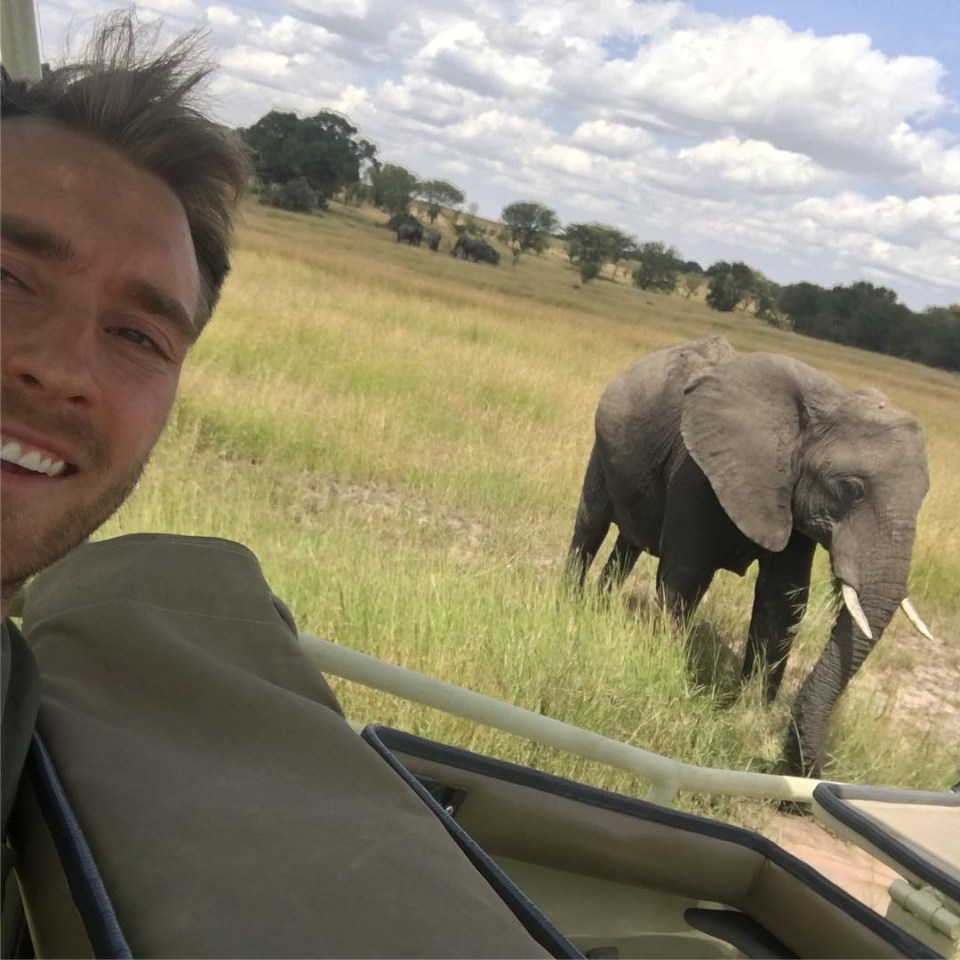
left=18, top=534, right=554, bottom=959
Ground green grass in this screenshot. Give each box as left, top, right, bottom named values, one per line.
left=98, top=200, right=960, bottom=820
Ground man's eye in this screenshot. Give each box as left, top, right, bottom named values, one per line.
left=111, top=326, right=167, bottom=357
left=0, top=266, right=27, bottom=289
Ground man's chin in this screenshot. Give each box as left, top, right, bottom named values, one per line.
left=0, top=470, right=143, bottom=605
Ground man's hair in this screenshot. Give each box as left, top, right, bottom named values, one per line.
left=1, top=10, right=250, bottom=330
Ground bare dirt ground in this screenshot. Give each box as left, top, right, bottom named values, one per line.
left=767, top=817, right=901, bottom=913
left=769, top=615, right=959, bottom=915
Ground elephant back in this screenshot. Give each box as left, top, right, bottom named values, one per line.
left=595, top=336, right=736, bottom=546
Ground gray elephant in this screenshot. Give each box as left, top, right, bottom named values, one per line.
left=425, top=229, right=441, bottom=252
left=452, top=234, right=500, bottom=265
left=567, top=336, right=933, bottom=778
left=396, top=220, right=423, bottom=246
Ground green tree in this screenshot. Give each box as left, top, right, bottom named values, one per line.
left=258, top=177, right=319, bottom=213
left=680, top=273, right=702, bottom=299
left=367, top=163, right=419, bottom=217
left=564, top=223, right=634, bottom=281
left=630, top=241, right=682, bottom=292
left=241, top=110, right=378, bottom=207
left=415, top=179, right=465, bottom=223
left=501, top=201, right=560, bottom=254
left=705, top=260, right=755, bottom=312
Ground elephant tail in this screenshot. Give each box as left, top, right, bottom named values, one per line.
left=567, top=444, right=613, bottom=586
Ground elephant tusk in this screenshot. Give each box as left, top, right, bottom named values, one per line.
left=841, top=583, right=873, bottom=639
left=900, top=597, right=935, bottom=641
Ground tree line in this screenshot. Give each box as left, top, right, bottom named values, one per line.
left=240, top=109, right=959, bottom=373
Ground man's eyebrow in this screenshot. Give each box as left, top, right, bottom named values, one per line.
left=125, top=278, right=199, bottom=343
left=1, top=214, right=77, bottom=263
left=0, top=214, right=197, bottom=342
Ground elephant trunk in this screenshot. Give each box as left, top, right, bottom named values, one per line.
left=784, top=553, right=912, bottom=778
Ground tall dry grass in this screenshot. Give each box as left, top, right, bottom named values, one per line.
left=99, top=202, right=960, bottom=817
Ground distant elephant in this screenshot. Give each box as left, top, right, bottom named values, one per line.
left=396, top=220, right=423, bottom=246
left=567, top=336, right=933, bottom=778
left=452, top=234, right=500, bottom=265
left=425, top=229, right=441, bottom=252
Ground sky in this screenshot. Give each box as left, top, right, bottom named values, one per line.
left=33, top=1, right=960, bottom=311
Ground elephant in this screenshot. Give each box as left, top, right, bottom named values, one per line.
left=395, top=219, right=423, bottom=246
left=452, top=234, right=500, bottom=265
left=425, top=229, right=441, bottom=252
left=567, top=336, right=933, bottom=778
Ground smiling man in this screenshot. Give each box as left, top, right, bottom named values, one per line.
left=0, top=19, right=241, bottom=614
left=0, top=4, right=245, bottom=930
left=1, top=127, right=200, bottom=596
left=0, top=14, right=557, bottom=959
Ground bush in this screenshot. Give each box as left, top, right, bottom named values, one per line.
left=579, top=260, right=602, bottom=283
left=259, top=178, right=320, bottom=213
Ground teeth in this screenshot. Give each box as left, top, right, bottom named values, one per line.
left=0, top=438, right=68, bottom=476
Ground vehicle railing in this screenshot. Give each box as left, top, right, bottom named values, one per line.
left=299, top=632, right=825, bottom=807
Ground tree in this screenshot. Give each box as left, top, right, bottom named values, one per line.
left=501, top=201, right=559, bottom=254
left=415, top=179, right=465, bottom=223
left=367, top=163, right=419, bottom=217
left=241, top=110, right=378, bottom=208
left=705, top=260, right=756, bottom=312
left=258, top=177, right=319, bottom=213
left=630, top=241, right=682, bottom=292
left=680, top=273, right=702, bottom=299
left=779, top=282, right=826, bottom=333
left=564, top=223, right=634, bottom=281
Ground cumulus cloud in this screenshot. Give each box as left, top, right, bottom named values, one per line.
left=34, top=0, right=960, bottom=308
left=678, top=137, right=837, bottom=193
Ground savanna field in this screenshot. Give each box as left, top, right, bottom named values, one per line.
left=100, top=201, right=960, bottom=824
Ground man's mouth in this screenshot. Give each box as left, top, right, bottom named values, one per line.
left=0, top=437, right=70, bottom=477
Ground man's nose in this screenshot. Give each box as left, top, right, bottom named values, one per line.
left=3, top=313, right=102, bottom=407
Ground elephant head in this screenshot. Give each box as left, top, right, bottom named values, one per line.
left=680, top=351, right=930, bottom=775
left=568, top=337, right=932, bottom=778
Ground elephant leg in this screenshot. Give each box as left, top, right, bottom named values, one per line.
left=655, top=456, right=731, bottom=620
left=597, top=535, right=642, bottom=591
left=566, top=444, right=613, bottom=589
left=742, top=531, right=816, bottom=701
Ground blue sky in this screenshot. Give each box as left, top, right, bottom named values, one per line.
left=35, top=1, right=960, bottom=310
left=696, top=0, right=959, bottom=63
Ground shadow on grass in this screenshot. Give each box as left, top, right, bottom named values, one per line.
left=684, top=622, right=743, bottom=704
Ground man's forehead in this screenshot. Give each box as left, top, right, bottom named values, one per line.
left=1, top=116, right=202, bottom=326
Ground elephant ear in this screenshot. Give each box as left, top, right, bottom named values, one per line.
left=680, top=353, right=804, bottom=552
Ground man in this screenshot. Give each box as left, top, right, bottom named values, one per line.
left=1, top=8, right=248, bottom=897
left=1, top=13, right=558, bottom=958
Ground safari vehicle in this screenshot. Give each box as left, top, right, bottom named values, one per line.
left=12, top=623, right=958, bottom=959
left=305, top=635, right=960, bottom=960
left=3, top=5, right=957, bottom=958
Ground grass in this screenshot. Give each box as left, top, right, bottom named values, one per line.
left=98, top=200, right=960, bottom=820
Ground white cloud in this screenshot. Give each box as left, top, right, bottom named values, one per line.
left=416, top=20, right=552, bottom=98
left=571, top=120, right=654, bottom=159
left=678, top=137, right=836, bottom=193
left=34, top=0, right=960, bottom=308
left=220, top=45, right=291, bottom=80
left=205, top=5, right=240, bottom=28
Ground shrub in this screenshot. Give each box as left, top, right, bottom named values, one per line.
left=259, top=178, right=320, bottom=213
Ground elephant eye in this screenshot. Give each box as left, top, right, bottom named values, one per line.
left=840, top=476, right=866, bottom=504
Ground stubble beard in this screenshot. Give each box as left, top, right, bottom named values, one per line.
left=0, top=461, right=145, bottom=609
left=0, top=383, right=147, bottom=607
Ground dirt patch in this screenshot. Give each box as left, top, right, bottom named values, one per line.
left=765, top=815, right=899, bottom=913
left=300, top=475, right=488, bottom=563
left=866, top=617, right=960, bottom=744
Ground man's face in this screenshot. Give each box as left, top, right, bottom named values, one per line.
left=1, top=119, right=201, bottom=604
